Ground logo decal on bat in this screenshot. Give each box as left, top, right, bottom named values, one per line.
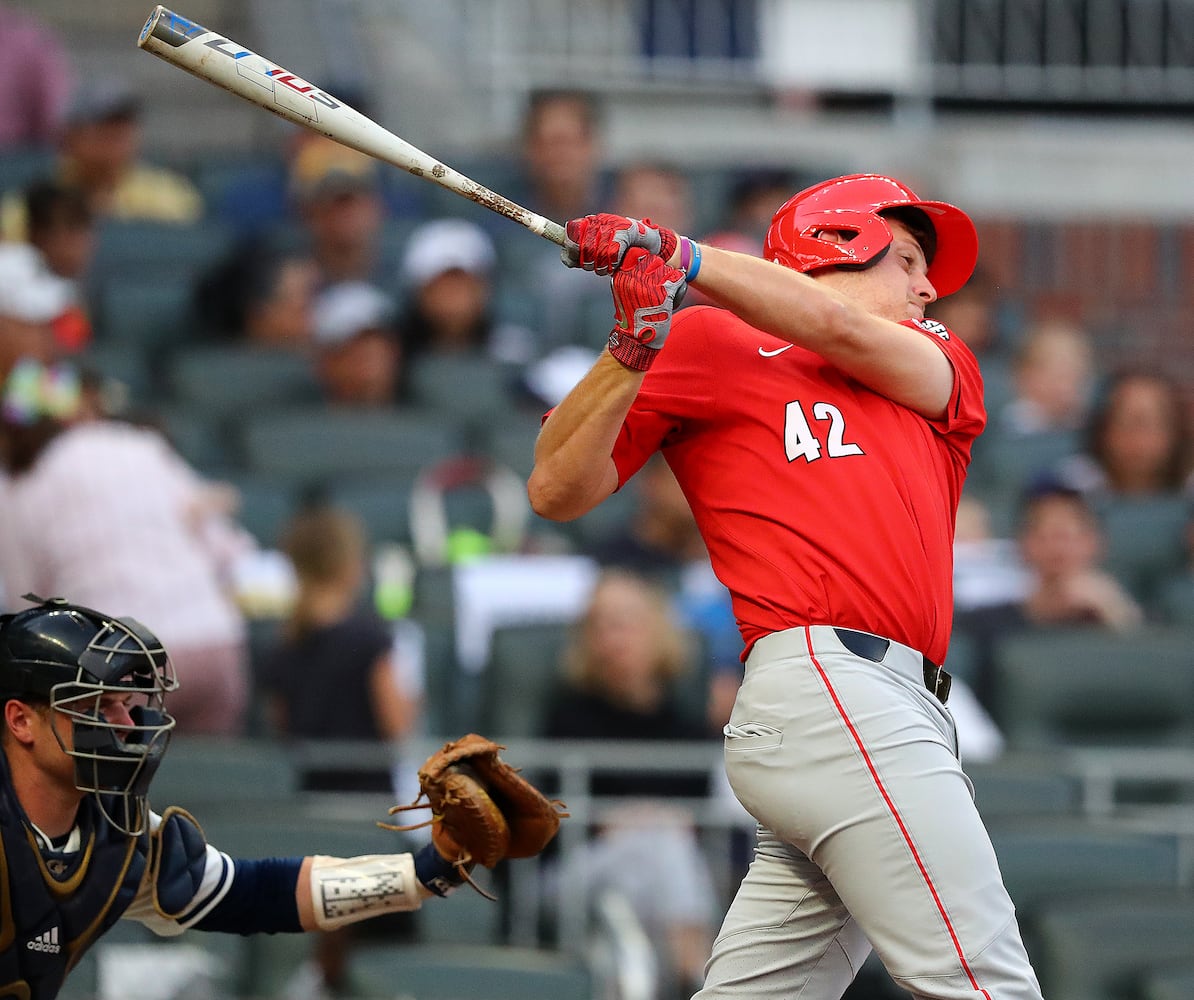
left=199, top=35, right=342, bottom=115
left=145, top=9, right=207, bottom=48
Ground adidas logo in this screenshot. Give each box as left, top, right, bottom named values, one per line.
left=26, top=927, right=60, bottom=953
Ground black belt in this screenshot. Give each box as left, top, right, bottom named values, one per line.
left=832, top=628, right=952, bottom=705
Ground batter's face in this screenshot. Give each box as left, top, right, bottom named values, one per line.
left=814, top=218, right=938, bottom=322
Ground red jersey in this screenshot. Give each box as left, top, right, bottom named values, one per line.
left=609, top=305, right=985, bottom=666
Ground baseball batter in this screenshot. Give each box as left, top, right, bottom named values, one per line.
left=529, top=175, right=1044, bottom=999
left=0, top=596, right=488, bottom=1000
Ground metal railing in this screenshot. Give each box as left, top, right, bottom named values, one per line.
left=348, top=0, right=1194, bottom=115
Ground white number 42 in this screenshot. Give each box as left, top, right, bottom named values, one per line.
left=784, top=401, right=864, bottom=463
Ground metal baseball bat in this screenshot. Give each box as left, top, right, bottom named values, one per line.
left=136, top=5, right=565, bottom=246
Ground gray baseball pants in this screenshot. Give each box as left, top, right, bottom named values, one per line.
left=694, top=625, right=1044, bottom=1000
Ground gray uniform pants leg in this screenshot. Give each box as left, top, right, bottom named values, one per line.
left=693, top=626, right=1043, bottom=1000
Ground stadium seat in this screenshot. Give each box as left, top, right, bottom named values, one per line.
left=1141, top=965, right=1194, bottom=1000
left=222, top=473, right=300, bottom=548
left=984, top=820, right=1180, bottom=917
left=407, top=354, right=524, bottom=428
left=965, top=428, right=1082, bottom=534
left=238, top=408, right=466, bottom=489
left=348, top=943, right=593, bottom=1000
left=167, top=344, right=322, bottom=419
left=329, top=473, right=419, bottom=547
left=1093, top=494, right=1191, bottom=607
left=90, top=219, right=236, bottom=285
left=966, top=756, right=1083, bottom=820
left=154, top=405, right=233, bottom=474
left=477, top=621, right=572, bottom=738
left=989, top=626, right=1194, bottom=749
left=0, top=145, right=55, bottom=197
left=77, top=341, right=156, bottom=406
left=478, top=410, right=544, bottom=482
left=1032, top=890, right=1194, bottom=1000
left=93, top=276, right=200, bottom=355
left=148, top=736, right=300, bottom=813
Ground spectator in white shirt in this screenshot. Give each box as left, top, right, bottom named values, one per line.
left=0, top=357, right=253, bottom=735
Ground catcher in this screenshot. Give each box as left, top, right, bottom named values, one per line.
left=0, top=595, right=562, bottom=1000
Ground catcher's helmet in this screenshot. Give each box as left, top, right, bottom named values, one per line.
left=0, top=596, right=177, bottom=835
left=763, top=174, right=978, bottom=298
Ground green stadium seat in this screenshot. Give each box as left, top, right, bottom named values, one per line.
left=989, top=626, right=1194, bottom=750
left=238, top=408, right=466, bottom=489
left=1141, top=965, right=1194, bottom=1000
left=1032, top=890, right=1194, bottom=1000
left=985, top=820, right=1179, bottom=916
left=91, top=219, right=236, bottom=284
left=348, top=943, right=592, bottom=1000
left=149, top=736, right=300, bottom=813
left=1093, top=494, right=1191, bottom=607
left=477, top=621, right=572, bottom=739
left=94, top=277, right=199, bottom=355
left=407, top=354, right=523, bottom=428
left=167, top=344, right=322, bottom=419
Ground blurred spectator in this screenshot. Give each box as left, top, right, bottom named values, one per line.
left=954, top=484, right=1143, bottom=710
left=210, top=84, right=425, bottom=236
left=23, top=179, right=95, bottom=352
left=504, top=90, right=610, bottom=351
left=1, top=79, right=203, bottom=237
left=611, top=161, right=695, bottom=237
left=1055, top=367, right=1194, bottom=499
left=967, top=316, right=1098, bottom=522
left=586, top=454, right=742, bottom=733
left=514, top=89, right=605, bottom=223
left=260, top=504, right=421, bottom=790
left=700, top=167, right=798, bottom=254
left=289, top=137, right=393, bottom=288
left=194, top=242, right=320, bottom=348
left=0, top=241, right=73, bottom=374
left=258, top=503, right=422, bottom=996
left=543, top=568, right=718, bottom=1000
left=311, top=280, right=405, bottom=406
left=398, top=218, right=534, bottom=364
left=0, top=3, right=73, bottom=148
left=0, top=357, right=253, bottom=735
left=997, top=317, right=1096, bottom=436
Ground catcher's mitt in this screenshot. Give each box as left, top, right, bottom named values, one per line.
left=382, top=734, right=567, bottom=897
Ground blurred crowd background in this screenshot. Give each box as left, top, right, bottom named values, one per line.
left=4, top=2, right=1194, bottom=1000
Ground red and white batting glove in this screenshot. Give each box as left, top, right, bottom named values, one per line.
left=562, top=213, right=679, bottom=275
left=606, top=247, right=687, bottom=372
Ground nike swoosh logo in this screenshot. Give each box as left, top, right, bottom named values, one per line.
left=758, top=345, right=793, bottom=357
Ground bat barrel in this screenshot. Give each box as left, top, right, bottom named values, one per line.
left=137, top=4, right=565, bottom=246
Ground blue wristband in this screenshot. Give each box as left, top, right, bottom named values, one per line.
left=685, top=240, right=702, bottom=283
left=413, top=843, right=468, bottom=897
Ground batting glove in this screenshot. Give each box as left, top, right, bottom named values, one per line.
left=562, top=214, right=679, bottom=275
left=607, top=247, right=687, bottom=371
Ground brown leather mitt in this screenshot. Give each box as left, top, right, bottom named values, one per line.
left=382, top=734, right=567, bottom=894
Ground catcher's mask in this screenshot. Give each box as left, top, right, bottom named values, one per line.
left=763, top=173, right=978, bottom=298
left=0, top=595, right=177, bottom=835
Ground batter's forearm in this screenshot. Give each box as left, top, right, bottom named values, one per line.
left=529, top=352, right=643, bottom=521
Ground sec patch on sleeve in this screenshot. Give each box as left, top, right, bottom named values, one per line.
left=913, top=318, right=950, bottom=339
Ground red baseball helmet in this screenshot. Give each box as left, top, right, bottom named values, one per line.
left=763, top=174, right=978, bottom=297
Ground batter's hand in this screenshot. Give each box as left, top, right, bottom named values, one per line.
left=562, top=214, right=679, bottom=274
left=606, top=247, right=686, bottom=371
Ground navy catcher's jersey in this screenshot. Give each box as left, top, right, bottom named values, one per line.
left=0, top=755, right=234, bottom=1000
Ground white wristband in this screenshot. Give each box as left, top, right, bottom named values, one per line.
left=308, top=854, right=422, bottom=930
